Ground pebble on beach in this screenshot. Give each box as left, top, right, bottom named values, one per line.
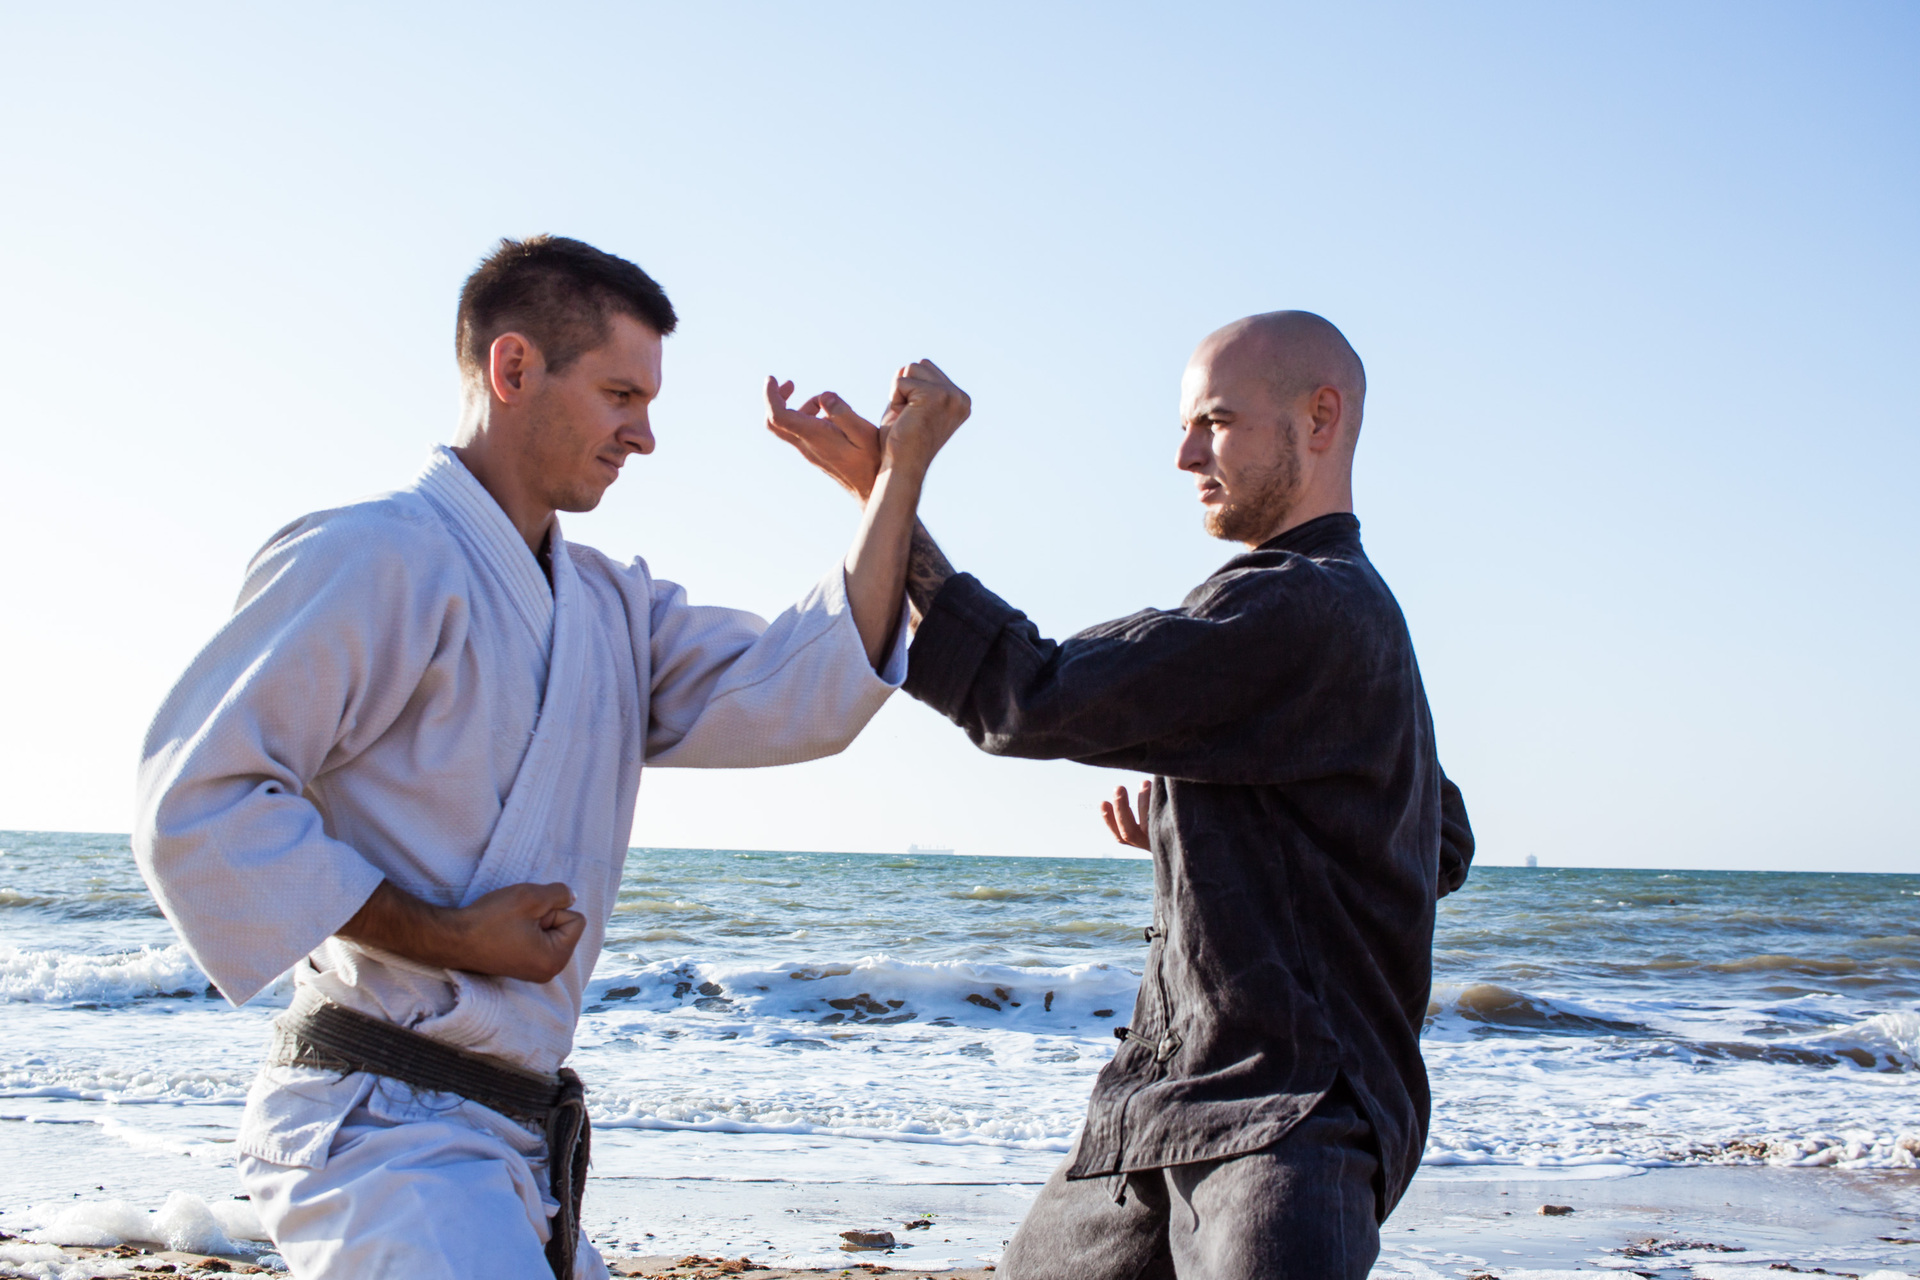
left=839, top=1229, right=898, bottom=1250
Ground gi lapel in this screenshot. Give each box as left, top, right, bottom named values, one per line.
left=411, top=446, right=584, bottom=903
left=462, top=521, right=588, bottom=900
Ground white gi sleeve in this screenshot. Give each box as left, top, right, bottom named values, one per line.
left=134, top=504, right=448, bottom=1005
left=643, top=565, right=908, bottom=768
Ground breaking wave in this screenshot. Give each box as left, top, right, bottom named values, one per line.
left=587, top=953, right=1143, bottom=1030
left=1426, top=982, right=1646, bottom=1034
left=1426, top=981, right=1918, bottom=1072
left=0, top=944, right=211, bottom=1005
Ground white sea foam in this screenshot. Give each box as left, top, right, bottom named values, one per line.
left=0, top=944, right=206, bottom=1004
left=587, top=952, right=1143, bottom=1030
left=12, top=1190, right=263, bottom=1251
left=1808, top=1009, right=1920, bottom=1071
left=572, top=953, right=1124, bottom=1154
left=1420, top=999, right=1920, bottom=1171
left=0, top=1241, right=137, bottom=1280
left=0, top=1058, right=252, bottom=1107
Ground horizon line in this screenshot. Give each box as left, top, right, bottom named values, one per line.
left=0, top=828, right=1910, bottom=876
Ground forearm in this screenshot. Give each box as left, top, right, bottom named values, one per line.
left=337, top=878, right=584, bottom=983
left=906, top=520, right=956, bottom=627
left=843, top=464, right=924, bottom=667
left=905, top=575, right=1309, bottom=780
left=338, top=880, right=468, bottom=970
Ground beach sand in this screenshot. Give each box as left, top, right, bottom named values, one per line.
left=5, top=1166, right=1916, bottom=1278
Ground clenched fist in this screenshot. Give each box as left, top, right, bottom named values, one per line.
left=341, top=879, right=587, bottom=985
left=880, top=359, right=971, bottom=474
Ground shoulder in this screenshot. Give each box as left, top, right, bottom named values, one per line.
left=1188, top=544, right=1355, bottom=609
left=241, top=490, right=459, bottom=607
left=254, top=489, right=445, bottom=564
left=1191, top=534, right=1405, bottom=635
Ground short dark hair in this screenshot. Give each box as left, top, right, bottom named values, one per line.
left=456, top=235, right=677, bottom=385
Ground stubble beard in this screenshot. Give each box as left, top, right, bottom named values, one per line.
left=525, top=394, right=611, bottom=514
left=1203, top=431, right=1302, bottom=545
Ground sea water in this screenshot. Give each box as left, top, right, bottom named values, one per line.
left=1, top=831, right=1916, bottom=1265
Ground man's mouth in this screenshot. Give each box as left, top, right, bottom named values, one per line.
left=1197, top=480, right=1225, bottom=504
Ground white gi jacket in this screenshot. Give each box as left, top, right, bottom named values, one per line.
left=134, top=445, right=905, bottom=1171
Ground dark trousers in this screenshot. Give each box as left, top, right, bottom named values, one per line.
left=1000, top=1095, right=1381, bottom=1280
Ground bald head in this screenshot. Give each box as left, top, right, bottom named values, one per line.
left=1196, top=310, right=1367, bottom=442
left=1178, top=311, right=1366, bottom=546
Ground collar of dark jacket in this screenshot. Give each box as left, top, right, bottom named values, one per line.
left=1255, top=511, right=1362, bottom=556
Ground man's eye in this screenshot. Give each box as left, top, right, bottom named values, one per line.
left=610, top=390, right=630, bottom=404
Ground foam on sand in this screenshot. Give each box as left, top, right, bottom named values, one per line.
left=13, top=1190, right=264, bottom=1253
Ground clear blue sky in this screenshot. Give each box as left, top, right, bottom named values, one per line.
left=1, top=3, right=1914, bottom=871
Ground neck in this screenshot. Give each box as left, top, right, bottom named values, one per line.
left=1250, top=479, right=1353, bottom=548
left=450, top=420, right=554, bottom=554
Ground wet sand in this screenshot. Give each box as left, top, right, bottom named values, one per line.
left=590, top=1164, right=1920, bottom=1277
left=6, top=1166, right=1916, bottom=1278
left=1373, top=1164, right=1920, bottom=1276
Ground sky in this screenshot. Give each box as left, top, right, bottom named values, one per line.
left=0, top=3, right=1914, bottom=871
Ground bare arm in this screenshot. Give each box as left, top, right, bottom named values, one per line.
left=765, top=384, right=959, bottom=631
left=841, top=463, right=920, bottom=668
left=339, top=880, right=586, bottom=984
left=906, top=520, right=956, bottom=626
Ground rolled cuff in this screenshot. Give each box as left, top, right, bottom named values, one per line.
left=820, top=563, right=911, bottom=689
left=872, top=578, right=913, bottom=689
left=904, top=573, right=1018, bottom=717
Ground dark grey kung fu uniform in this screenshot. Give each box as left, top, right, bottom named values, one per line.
left=904, top=514, right=1474, bottom=1278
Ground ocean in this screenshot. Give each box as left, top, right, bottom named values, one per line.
left=1, top=830, right=1916, bottom=1268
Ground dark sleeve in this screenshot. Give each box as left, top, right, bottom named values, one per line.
left=1436, top=771, right=1475, bottom=897
left=904, top=570, right=1346, bottom=784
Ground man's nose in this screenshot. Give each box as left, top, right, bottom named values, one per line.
left=1176, top=424, right=1209, bottom=472
left=623, top=413, right=655, bottom=457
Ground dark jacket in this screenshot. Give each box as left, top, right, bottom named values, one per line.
left=903, top=513, right=1473, bottom=1217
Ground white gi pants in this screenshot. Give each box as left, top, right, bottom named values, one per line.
left=240, top=1085, right=608, bottom=1280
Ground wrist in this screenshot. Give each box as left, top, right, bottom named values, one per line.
left=422, top=900, right=475, bottom=971
left=877, top=450, right=933, bottom=489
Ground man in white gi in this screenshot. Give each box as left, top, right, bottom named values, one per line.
left=134, top=234, right=971, bottom=1279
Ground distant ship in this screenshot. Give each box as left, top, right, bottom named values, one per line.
left=906, top=843, right=954, bottom=856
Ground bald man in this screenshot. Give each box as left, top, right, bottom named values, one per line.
left=768, top=314, right=1474, bottom=1280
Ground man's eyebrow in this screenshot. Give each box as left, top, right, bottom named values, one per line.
left=604, top=377, right=653, bottom=393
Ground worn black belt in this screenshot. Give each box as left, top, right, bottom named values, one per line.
left=269, top=988, right=590, bottom=1279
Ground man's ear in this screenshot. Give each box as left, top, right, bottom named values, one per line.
left=487, top=332, right=544, bottom=405
left=1304, top=385, right=1344, bottom=453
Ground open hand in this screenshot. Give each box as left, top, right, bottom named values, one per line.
left=1101, top=780, right=1153, bottom=850
left=765, top=377, right=885, bottom=500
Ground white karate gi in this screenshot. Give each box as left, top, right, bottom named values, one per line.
left=135, top=446, right=905, bottom=1279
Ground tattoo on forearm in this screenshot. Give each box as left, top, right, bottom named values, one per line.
left=907, top=521, right=955, bottom=625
